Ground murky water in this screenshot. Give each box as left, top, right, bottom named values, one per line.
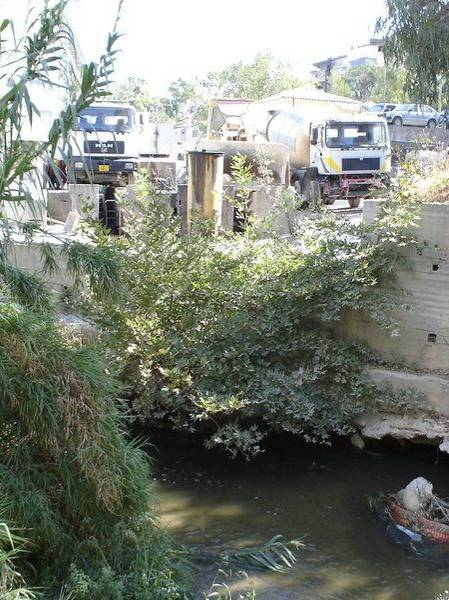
left=152, top=434, right=449, bottom=599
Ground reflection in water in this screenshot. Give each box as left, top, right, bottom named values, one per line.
left=151, top=434, right=449, bottom=599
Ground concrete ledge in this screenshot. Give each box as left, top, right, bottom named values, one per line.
left=3, top=226, right=92, bottom=292
left=3, top=197, right=47, bottom=223
left=356, top=411, right=449, bottom=453
left=7, top=239, right=74, bottom=291
left=355, top=368, right=449, bottom=453
left=47, top=185, right=100, bottom=223
left=388, top=124, right=449, bottom=148
left=47, top=190, right=71, bottom=222
left=364, top=199, right=449, bottom=247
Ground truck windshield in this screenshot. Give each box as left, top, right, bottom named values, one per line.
left=74, top=107, right=135, bottom=132
left=325, top=122, right=387, bottom=148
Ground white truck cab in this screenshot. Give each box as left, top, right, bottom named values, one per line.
left=308, top=114, right=391, bottom=205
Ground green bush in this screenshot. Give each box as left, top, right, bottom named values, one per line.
left=89, top=174, right=418, bottom=459
left=0, top=304, right=190, bottom=598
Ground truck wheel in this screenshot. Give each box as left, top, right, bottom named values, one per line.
left=427, top=119, right=436, bottom=129
left=348, top=198, right=361, bottom=208
left=392, top=116, right=403, bottom=126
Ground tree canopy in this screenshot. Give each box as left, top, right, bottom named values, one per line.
left=204, top=51, right=307, bottom=100
left=378, top=0, right=449, bottom=105
left=330, top=64, right=409, bottom=103
left=112, top=76, right=170, bottom=120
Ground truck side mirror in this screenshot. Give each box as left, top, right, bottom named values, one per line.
left=311, top=127, right=318, bottom=145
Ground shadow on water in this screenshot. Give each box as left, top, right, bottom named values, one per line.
left=148, top=431, right=449, bottom=599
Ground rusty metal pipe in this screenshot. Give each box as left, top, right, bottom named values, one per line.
left=187, top=150, right=224, bottom=225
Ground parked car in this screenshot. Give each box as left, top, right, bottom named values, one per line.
left=367, top=102, right=397, bottom=116
left=385, top=104, right=440, bottom=128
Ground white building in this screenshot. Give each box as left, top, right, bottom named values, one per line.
left=312, top=39, right=384, bottom=91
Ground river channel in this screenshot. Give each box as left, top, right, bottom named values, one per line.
left=152, top=434, right=449, bottom=599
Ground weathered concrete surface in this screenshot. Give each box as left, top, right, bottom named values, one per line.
left=359, top=355, right=449, bottom=452
left=367, top=368, right=449, bottom=415
left=47, top=190, right=71, bottom=222
left=7, top=237, right=74, bottom=291
left=250, top=186, right=291, bottom=235
left=69, top=184, right=99, bottom=219
left=364, top=198, right=449, bottom=246
left=340, top=200, right=449, bottom=373
left=47, top=184, right=99, bottom=223
left=222, top=183, right=235, bottom=231
left=344, top=201, right=449, bottom=449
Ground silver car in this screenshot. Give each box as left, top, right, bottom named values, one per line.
left=368, top=102, right=397, bottom=116
left=386, top=104, right=439, bottom=128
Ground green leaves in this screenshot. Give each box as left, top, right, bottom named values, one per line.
left=90, top=170, right=417, bottom=459
left=0, top=302, right=191, bottom=598
left=378, top=0, right=449, bottom=104
left=0, top=261, right=53, bottom=312
left=0, top=511, right=36, bottom=599
left=330, top=64, right=409, bottom=103
left=63, top=240, right=120, bottom=301
left=221, top=535, right=303, bottom=573
left=205, top=52, right=306, bottom=100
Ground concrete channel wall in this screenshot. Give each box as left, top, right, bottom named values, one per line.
left=4, top=185, right=100, bottom=293
left=6, top=235, right=75, bottom=291
left=341, top=200, right=449, bottom=373
left=341, top=199, right=449, bottom=450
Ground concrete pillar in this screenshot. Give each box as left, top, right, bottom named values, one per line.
left=187, top=151, right=224, bottom=226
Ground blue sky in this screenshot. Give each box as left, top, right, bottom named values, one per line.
left=5, top=0, right=386, bottom=94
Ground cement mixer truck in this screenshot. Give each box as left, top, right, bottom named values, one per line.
left=206, top=93, right=392, bottom=207
left=265, top=111, right=391, bottom=207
